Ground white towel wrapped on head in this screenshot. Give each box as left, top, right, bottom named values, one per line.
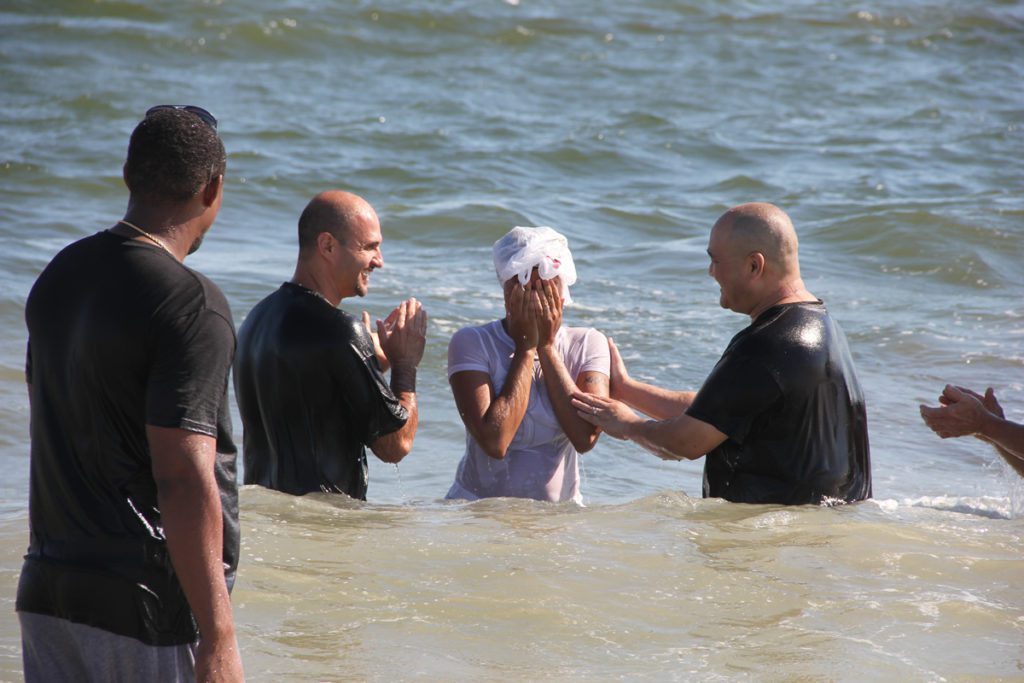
left=492, top=226, right=577, bottom=304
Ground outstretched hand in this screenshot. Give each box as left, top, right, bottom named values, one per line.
left=377, top=298, right=427, bottom=371
left=939, top=385, right=1004, bottom=419
left=571, top=391, right=642, bottom=440
left=920, top=384, right=997, bottom=439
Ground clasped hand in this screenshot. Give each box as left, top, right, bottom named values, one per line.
left=374, top=298, right=427, bottom=370
left=919, top=384, right=1003, bottom=439
left=504, top=278, right=562, bottom=352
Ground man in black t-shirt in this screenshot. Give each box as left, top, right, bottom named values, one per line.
left=573, top=203, right=871, bottom=505
left=18, top=107, right=243, bottom=681
left=234, top=190, right=427, bottom=498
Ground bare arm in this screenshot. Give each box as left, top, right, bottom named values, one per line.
left=539, top=357, right=609, bottom=453
left=149, top=426, right=243, bottom=683
left=369, top=299, right=427, bottom=463
left=370, top=379, right=419, bottom=463
left=964, top=387, right=1024, bottom=473
left=920, top=385, right=1024, bottom=477
left=608, top=337, right=695, bottom=420
left=534, top=279, right=608, bottom=453
left=449, top=283, right=539, bottom=459
left=451, top=355, right=535, bottom=460
left=980, top=417, right=1024, bottom=477
left=572, top=392, right=727, bottom=461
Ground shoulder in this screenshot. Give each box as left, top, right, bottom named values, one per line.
left=560, top=326, right=610, bottom=373
left=150, top=266, right=236, bottom=342
left=336, top=308, right=368, bottom=341
left=448, top=321, right=503, bottom=374
left=725, top=302, right=835, bottom=385
left=245, top=286, right=357, bottom=336
left=188, top=269, right=233, bottom=326
left=576, top=326, right=608, bottom=344
left=237, top=285, right=292, bottom=338
left=738, top=302, right=824, bottom=350
left=449, top=320, right=500, bottom=348
left=770, top=300, right=827, bottom=327
left=561, top=326, right=608, bottom=353
left=334, top=307, right=378, bottom=357
left=30, top=232, right=114, bottom=288
left=240, top=285, right=284, bottom=317
left=125, top=243, right=226, bottom=320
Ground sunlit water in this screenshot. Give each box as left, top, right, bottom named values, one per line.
left=1, top=0, right=1022, bottom=679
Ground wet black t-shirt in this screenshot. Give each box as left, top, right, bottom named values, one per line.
left=234, top=283, right=408, bottom=498
left=687, top=301, right=871, bottom=505
left=17, top=230, right=240, bottom=645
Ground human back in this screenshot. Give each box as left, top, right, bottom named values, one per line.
left=24, top=231, right=237, bottom=556
left=235, top=282, right=406, bottom=497
left=694, top=301, right=871, bottom=504
left=19, top=104, right=244, bottom=682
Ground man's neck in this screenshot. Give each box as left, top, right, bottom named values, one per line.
left=291, top=263, right=340, bottom=308
left=748, top=279, right=816, bottom=320
left=118, top=210, right=197, bottom=262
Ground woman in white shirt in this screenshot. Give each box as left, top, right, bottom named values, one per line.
left=445, top=227, right=610, bottom=503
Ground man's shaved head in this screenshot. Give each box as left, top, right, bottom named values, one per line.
left=298, top=190, right=378, bottom=251
left=713, top=202, right=800, bottom=276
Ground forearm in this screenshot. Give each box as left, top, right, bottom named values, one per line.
left=538, top=346, right=603, bottom=452
left=623, top=412, right=725, bottom=462
left=476, top=348, right=535, bottom=458
left=158, top=467, right=236, bottom=647
left=626, top=420, right=701, bottom=461
left=372, top=389, right=418, bottom=463
left=978, top=415, right=1024, bottom=475
left=616, top=376, right=696, bottom=421
left=992, top=444, right=1024, bottom=478
left=381, top=365, right=419, bottom=460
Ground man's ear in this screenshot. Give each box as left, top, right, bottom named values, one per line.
left=202, top=174, right=224, bottom=207
left=317, top=231, right=335, bottom=256
left=749, top=251, right=766, bottom=277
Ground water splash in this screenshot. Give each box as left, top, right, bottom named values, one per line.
left=1006, top=463, right=1024, bottom=520
left=393, top=463, right=409, bottom=506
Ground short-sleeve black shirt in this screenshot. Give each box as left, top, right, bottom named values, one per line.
left=686, top=301, right=871, bottom=505
left=17, top=230, right=240, bottom=645
left=234, top=283, right=408, bottom=498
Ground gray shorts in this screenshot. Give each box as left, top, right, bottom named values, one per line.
left=19, top=611, right=197, bottom=683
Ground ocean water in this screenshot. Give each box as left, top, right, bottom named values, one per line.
left=1, top=0, right=1023, bottom=680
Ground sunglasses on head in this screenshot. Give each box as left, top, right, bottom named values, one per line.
left=145, top=104, right=218, bottom=130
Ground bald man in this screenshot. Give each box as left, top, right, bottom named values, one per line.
left=573, top=203, right=871, bottom=505
left=234, top=191, right=427, bottom=498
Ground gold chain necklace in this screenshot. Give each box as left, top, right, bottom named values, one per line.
left=117, top=220, right=174, bottom=256
left=292, top=280, right=333, bottom=306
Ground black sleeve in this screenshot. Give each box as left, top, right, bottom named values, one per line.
left=686, top=353, right=781, bottom=444
left=146, top=309, right=235, bottom=437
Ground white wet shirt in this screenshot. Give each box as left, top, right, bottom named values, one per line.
left=446, top=319, right=610, bottom=503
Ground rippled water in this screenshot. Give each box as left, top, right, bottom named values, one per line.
left=1, top=0, right=1023, bottom=680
